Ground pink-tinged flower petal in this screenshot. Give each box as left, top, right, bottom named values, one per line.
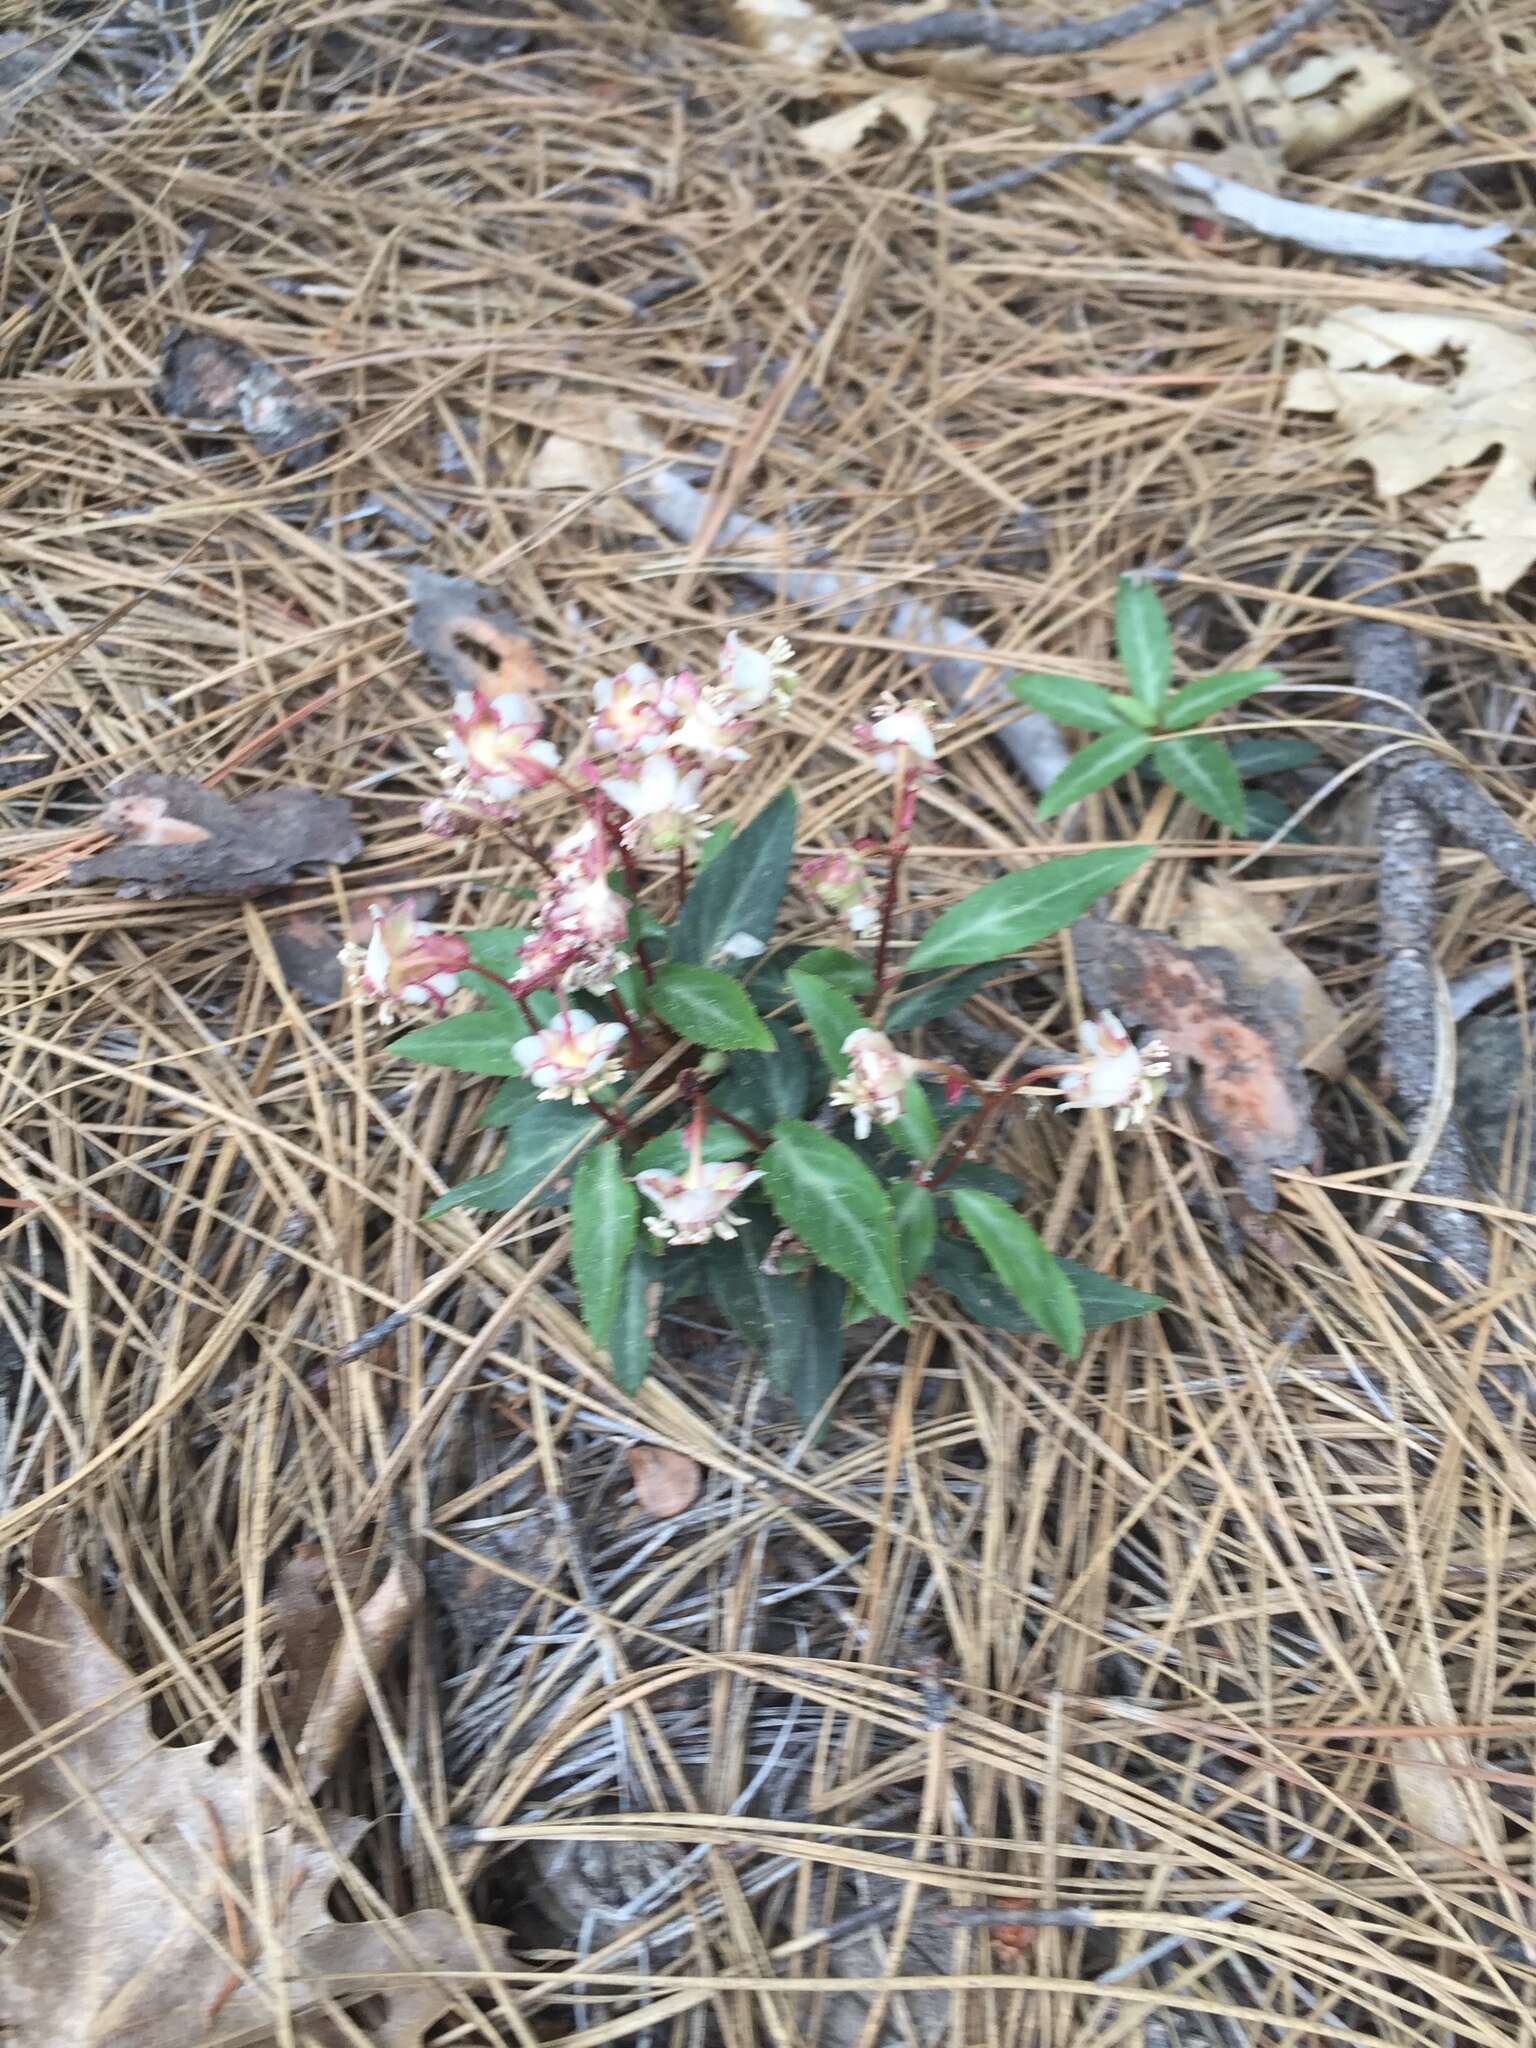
left=511, top=1010, right=629, bottom=1101
left=718, top=631, right=797, bottom=715
left=1051, top=1012, right=1170, bottom=1131
left=828, top=1029, right=922, bottom=1141
left=852, top=693, right=944, bottom=782
left=637, top=1157, right=764, bottom=1245
left=341, top=902, right=471, bottom=1024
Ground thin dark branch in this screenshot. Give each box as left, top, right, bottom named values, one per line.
left=846, top=0, right=1201, bottom=60
left=945, top=0, right=1338, bottom=205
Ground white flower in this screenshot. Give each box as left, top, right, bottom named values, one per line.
left=800, top=845, right=881, bottom=942
left=636, top=1157, right=764, bottom=1245
left=1051, top=1011, right=1169, bottom=1131
left=714, top=930, right=766, bottom=962
left=590, top=661, right=675, bottom=756
left=666, top=676, right=751, bottom=765
left=851, top=694, right=943, bottom=781
left=438, top=688, right=561, bottom=805
left=339, top=901, right=470, bottom=1025
left=513, top=1009, right=628, bottom=1102
left=601, top=750, right=708, bottom=853
left=828, top=1029, right=922, bottom=1141
left=717, top=631, right=798, bottom=716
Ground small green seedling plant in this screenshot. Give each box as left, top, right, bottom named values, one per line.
left=1009, top=576, right=1280, bottom=831
left=344, top=625, right=1169, bottom=1421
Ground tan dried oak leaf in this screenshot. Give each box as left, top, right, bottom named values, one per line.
left=1286, top=308, right=1536, bottom=596
left=0, top=1570, right=503, bottom=2048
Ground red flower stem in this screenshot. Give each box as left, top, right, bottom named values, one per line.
left=588, top=1097, right=633, bottom=1138
left=698, top=1097, right=769, bottom=1152
left=923, top=1077, right=1036, bottom=1190
left=463, top=964, right=540, bottom=1033
left=873, top=764, right=922, bottom=996
left=499, top=824, right=553, bottom=876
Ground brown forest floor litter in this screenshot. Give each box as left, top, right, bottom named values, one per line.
left=3, top=2, right=1536, bottom=2042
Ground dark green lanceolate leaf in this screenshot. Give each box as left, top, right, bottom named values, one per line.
left=1006, top=672, right=1138, bottom=733
left=785, top=968, right=866, bottom=1074
left=950, top=1188, right=1082, bottom=1356
left=479, top=1075, right=535, bottom=1126
left=631, top=1120, right=751, bottom=1174
left=650, top=964, right=774, bottom=1050
left=607, top=1244, right=663, bottom=1392
left=709, top=1014, right=811, bottom=1125
left=715, top=1222, right=846, bottom=1423
left=934, top=1160, right=1024, bottom=1202
left=907, top=847, right=1152, bottom=974
left=930, top=1237, right=1162, bottom=1335
left=886, top=1077, right=939, bottom=1160
left=1229, top=734, right=1318, bottom=780
left=1242, top=789, right=1312, bottom=846
left=571, top=1144, right=639, bottom=1347
left=891, top=1180, right=936, bottom=1290
left=792, top=946, right=875, bottom=995
left=886, top=964, right=1004, bottom=1031
left=671, top=788, right=796, bottom=966
left=1036, top=730, right=1153, bottom=821
left=1114, top=575, right=1173, bottom=716
left=1161, top=668, right=1280, bottom=732
left=760, top=1122, right=907, bottom=1327
left=426, top=1097, right=593, bottom=1217
left=389, top=1009, right=526, bottom=1075
left=1154, top=733, right=1246, bottom=832
left=695, top=818, right=734, bottom=869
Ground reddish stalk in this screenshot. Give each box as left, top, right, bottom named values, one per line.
left=462, top=963, right=539, bottom=1033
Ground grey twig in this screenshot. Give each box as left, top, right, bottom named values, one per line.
left=846, top=0, right=1201, bottom=59
left=1333, top=549, right=1510, bottom=1288
left=946, top=0, right=1339, bottom=205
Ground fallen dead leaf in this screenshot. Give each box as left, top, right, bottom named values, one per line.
left=0, top=1566, right=503, bottom=2048
left=295, top=1556, right=423, bottom=1793
left=1072, top=915, right=1321, bottom=1212
left=270, top=913, right=345, bottom=1005
left=407, top=565, right=551, bottom=699
left=725, top=0, right=837, bottom=74
left=68, top=773, right=361, bottom=899
left=1144, top=46, right=1416, bottom=169
left=1174, top=880, right=1345, bottom=1079
left=156, top=329, right=339, bottom=471
left=1285, top=307, right=1536, bottom=596
left=627, top=1443, right=703, bottom=1519
left=798, top=86, right=934, bottom=163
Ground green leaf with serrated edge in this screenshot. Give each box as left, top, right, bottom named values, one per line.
left=907, top=847, right=1151, bottom=974
left=631, top=1121, right=752, bottom=1175
left=650, top=964, right=774, bottom=1050
left=1006, top=672, right=1138, bottom=733
left=886, top=964, right=1003, bottom=1031
left=695, top=818, right=735, bottom=870
left=1036, top=730, right=1153, bottom=821
left=1161, top=668, right=1280, bottom=732
left=1114, top=575, right=1173, bottom=716
left=1154, top=733, right=1246, bottom=832
left=479, top=1076, right=535, bottom=1127
left=607, top=1243, right=662, bottom=1391
left=710, top=1014, right=810, bottom=1126
left=571, top=1142, right=639, bottom=1347
left=389, top=1009, right=526, bottom=1075
left=887, top=1076, right=939, bottom=1160
left=891, top=1180, right=937, bottom=1291
left=793, top=946, right=875, bottom=995
left=426, top=1097, right=594, bottom=1216
left=1228, top=735, right=1318, bottom=780
left=760, top=1121, right=907, bottom=1327
left=930, top=1238, right=1161, bottom=1333
left=951, top=1188, right=1082, bottom=1356
left=785, top=968, right=866, bottom=1075
left=671, top=788, right=796, bottom=967
left=936, top=1161, right=1025, bottom=1202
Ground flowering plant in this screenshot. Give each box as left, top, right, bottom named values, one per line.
left=349, top=624, right=1168, bottom=1419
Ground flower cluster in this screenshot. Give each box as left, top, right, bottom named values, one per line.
left=427, top=687, right=563, bottom=834
left=596, top=637, right=796, bottom=853
left=829, top=1029, right=923, bottom=1140
left=340, top=900, right=470, bottom=1025
left=1032, top=1012, right=1170, bottom=1131
left=516, top=815, right=632, bottom=996
left=800, top=843, right=881, bottom=939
